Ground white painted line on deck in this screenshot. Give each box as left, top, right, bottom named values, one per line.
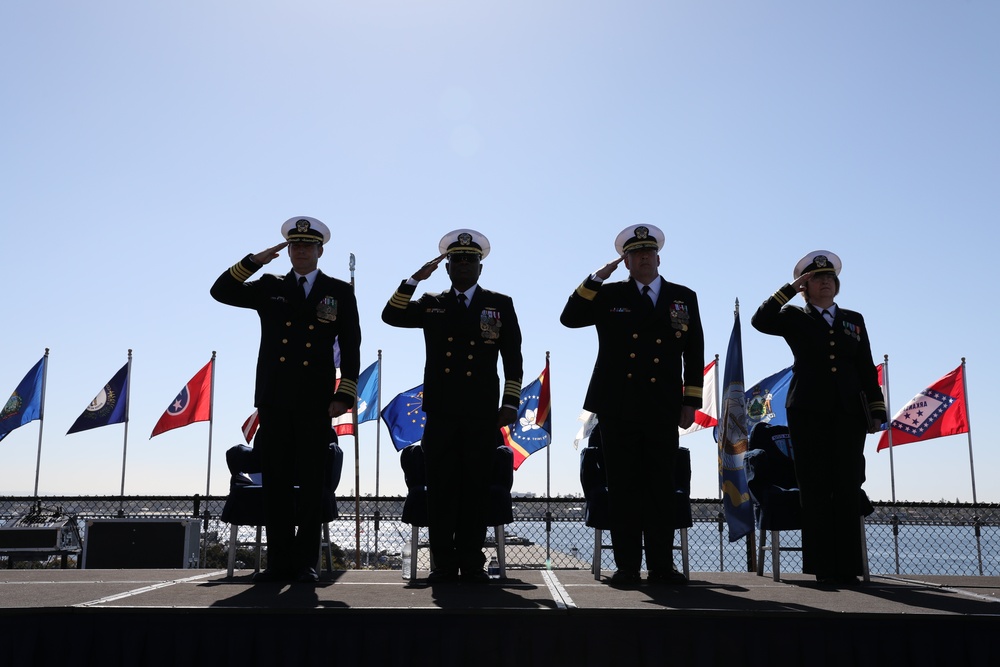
left=74, top=570, right=226, bottom=607
left=541, top=570, right=576, bottom=609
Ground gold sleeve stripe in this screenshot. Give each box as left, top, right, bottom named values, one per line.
left=773, top=289, right=790, bottom=306
left=575, top=282, right=598, bottom=301
left=683, top=386, right=703, bottom=399
left=229, top=262, right=254, bottom=282
left=337, top=378, right=359, bottom=399
left=504, top=380, right=522, bottom=395
left=868, top=400, right=887, bottom=412
left=388, top=291, right=411, bottom=309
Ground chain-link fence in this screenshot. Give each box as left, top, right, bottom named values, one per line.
left=1, top=495, right=997, bottom=576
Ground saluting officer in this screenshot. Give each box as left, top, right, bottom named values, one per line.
left=751, top=250, right=885, bottom=586
left=211, top=216, right=361, bottom=583
left=382, top=229, right=523, bottom=583
left=561, top=224, right=704, bottom=586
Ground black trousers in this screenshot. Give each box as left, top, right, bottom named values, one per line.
left=598, top=413, right=677, bottom=575
left=787, top=406, right=867, bottom=578
left=257, top=406, right=328, bottom=574
left=421, top=413, right=494, bottom=574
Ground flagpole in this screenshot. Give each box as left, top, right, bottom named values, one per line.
left=373, top=350, right=383, bottom=567
left=118, top=349, right=133, bottom=515
left=545, top=351, right=552, bottom=570
left=714, top=353, right=723, bottom=573
left=32, top=348, right=50, bottom=501
left=350, top=252, right=362, bottom=569
left=961, top=358, right=977, bottom=504
left=882, top=355, right=897, bottom=504
left=205, top=352, right=217, bottom=499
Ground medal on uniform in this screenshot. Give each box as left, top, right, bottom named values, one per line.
left=316, top=296, right=338, bottom=322
left=480, top=308, right=501, bottom=340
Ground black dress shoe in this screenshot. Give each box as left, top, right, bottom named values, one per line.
left=608, top=570, right=641, bottom=587
left=251, top=569, right=288, bottom=583
left=295, top=567, right=319, bottom=583
left=648, top=567, right=688, bottom=585
left=426, top=568, right=459, bottom=583
left=460, top=569, right=490, bottom=584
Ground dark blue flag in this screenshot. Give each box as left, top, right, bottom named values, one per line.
left=0, top=357, right=45, bottom=443
left=67, top=363, right=129, bottom=434
left=380, top=384, right=426, bottom=451
left=715, top=306, right=754, bottom=542
left=745, top=365, right=793, bottom=435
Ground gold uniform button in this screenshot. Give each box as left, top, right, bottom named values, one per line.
left=632, top=334, right=639, bottom=339
left=466, top=371, right=472, bottom=377
left=675, top=331, right=682, bottom=338
left=650, top=377, right=657, bottom=383
left=285, top=321, right=292, bottom=327
left=829, top=329, right=834, bottom=334
left=468, top=354, right=474, bottom=360
left=653, top=358, right=660, bottom=364
left=303, top=361, right=309, bottom=367
left=282, top=339, right=288, bottom=344
left=629, top=353, right=636, bottom=359
left=309, top=325, right=315, bottom=330
left=279, top=357, right=286, bottom=362
left=829, top=341, right=836, bottom=346
left=829, top=354, right=835, bottom=360
left=626, top=373, right=633, bottom=379
left=469, top=341, right=475, bottom=346
left=446, top=352, right=452, bottom=357
left=445, top=368, right=451, bottom=374
left=447, top=337, right=454, bottom=342
left=656, top=339, right=662, bottom=344
left=305, top=343, right=312, bottom=348
left=831, top=367, right=838, bottom=373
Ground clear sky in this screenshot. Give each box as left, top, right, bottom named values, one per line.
left=2, top=2, right=997, bottom=504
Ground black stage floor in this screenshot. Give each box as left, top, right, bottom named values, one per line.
left=2, top=569, right=998, bottom=666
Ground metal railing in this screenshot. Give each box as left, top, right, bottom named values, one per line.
left=1, top=496, right=997, bottom=576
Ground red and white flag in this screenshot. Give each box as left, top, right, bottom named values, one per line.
left=877, top=364, right=968, bottom=451
left=680, top=359, right=718, bottom=436
left=150, top=359, right=213, bottom=438
left=241, top=409, right=259, bottom=444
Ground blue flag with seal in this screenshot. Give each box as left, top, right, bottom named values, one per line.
left=67, top=363, right=130, bottom=434
left=0, top=357, right=46, bottom=443
left=715, top=304, right=754, bottom=542
left=745, top=365, right=793, bottom=433
left=380, top=384, right=426, bottom=450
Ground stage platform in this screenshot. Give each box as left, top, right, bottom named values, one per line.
left=2, top=569, right=998, bottom=666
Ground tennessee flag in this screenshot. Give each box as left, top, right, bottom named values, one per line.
left=878, top=364, right=969, bottom=451
left=150, top=359, right=213, bottom=438
left=500, top=361, right=551, bottom=470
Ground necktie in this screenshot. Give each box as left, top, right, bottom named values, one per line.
left=457, top=293, right=468, bottom=307
left=821, top=309, right=833, bottom=325
left=642, top=285, right=654, bottom=309
left=298, top=275, right=307, bottom=299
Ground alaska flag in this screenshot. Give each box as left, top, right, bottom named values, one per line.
left=745, top=365, right=793, bottom=432
left=150, top=359, right=213, bottom=438
left=500, top=361, right=551, bottom=470
left=715, top=307, right=754, bottom=542
left=67, top=363, right=129, bottom=434
left=0, top=357, right=45, bottom=443
left=878, top=364, right=968, bottom=451
left=381, top=384, right=426, bottom=450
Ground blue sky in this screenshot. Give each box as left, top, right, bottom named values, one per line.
left=2, top=2, right=997, bottom=503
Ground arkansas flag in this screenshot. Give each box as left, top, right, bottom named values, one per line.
left=150, top=359, right=213, bottom=438
left=680, top=359, right=718, bottom=436
left=877, top=364, right=968, bottom=451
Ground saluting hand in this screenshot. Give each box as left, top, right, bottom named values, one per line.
left=594, top=257, right=624, bottom=281
left=791, top=270, right=813, bottom=293
left=411, top=254, right=447, bottom=281
left=252, top=242, right=289, bottom=266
